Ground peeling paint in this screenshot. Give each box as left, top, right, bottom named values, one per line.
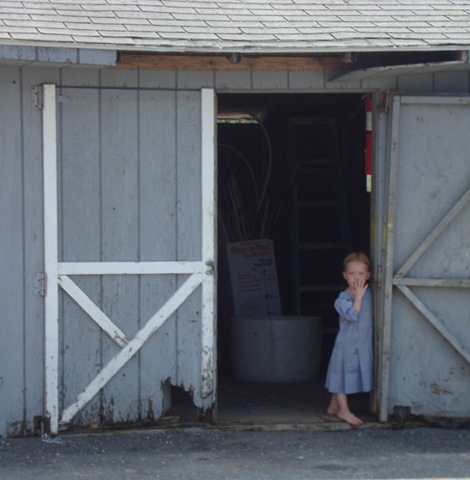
left=147, top=399, right=154, bottom=420
left=431, top=383, right=453, bottom=396
left=8, top=420, right=28, bottom=437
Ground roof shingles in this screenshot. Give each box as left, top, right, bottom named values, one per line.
left=0, top=0, right=469, bottom=52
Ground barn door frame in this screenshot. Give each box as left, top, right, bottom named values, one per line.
left=379, top=95, right=470, bottom=421
left=42, top=85, right=216, bottom=434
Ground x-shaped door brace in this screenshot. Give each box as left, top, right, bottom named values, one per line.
left=57, top=261, right=204, bottom=426
left=42, top=85, right=216, bottom=433
left=392, top=185, right=470, bottom=366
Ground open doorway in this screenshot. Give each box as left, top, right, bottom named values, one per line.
left=216, top=93, right=372, bottom=424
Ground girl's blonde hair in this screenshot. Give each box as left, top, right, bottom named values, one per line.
left=343, top=252, right=371, bottom=272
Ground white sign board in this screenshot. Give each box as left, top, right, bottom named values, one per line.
left=226, top=239, right=282, bottom=318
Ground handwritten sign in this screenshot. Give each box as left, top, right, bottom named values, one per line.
left=226, top=239, right=282, bottom=318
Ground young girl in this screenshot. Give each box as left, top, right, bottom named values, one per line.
left=325, top=252, right=373, bottom=426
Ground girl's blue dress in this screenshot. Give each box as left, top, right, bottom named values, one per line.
left=325, top=289, right=373, bottom=394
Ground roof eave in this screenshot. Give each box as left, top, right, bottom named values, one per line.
left=1, top=39, right=470, bottom=55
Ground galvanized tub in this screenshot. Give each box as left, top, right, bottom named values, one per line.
left=231, top=315, right=322, bottom=383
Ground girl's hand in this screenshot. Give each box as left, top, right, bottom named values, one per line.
left=353, top=280, right=368, bottom=300
left=352, top=281, right=368, bottom=313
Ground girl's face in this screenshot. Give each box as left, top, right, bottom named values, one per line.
left=343, top=260, right=371, bottom=289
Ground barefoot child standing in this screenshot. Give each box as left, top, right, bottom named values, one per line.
left=325, top=252, right=373, bottom=426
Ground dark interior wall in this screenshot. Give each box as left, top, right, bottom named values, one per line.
left=217, top=93, right=370, bottom=374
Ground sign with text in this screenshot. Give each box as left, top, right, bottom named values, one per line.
left=226, top=239, right=282, bottom=318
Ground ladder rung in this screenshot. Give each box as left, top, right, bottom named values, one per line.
left=300, top=285, right=343, bottom=292
left=299, top=243, right=349, bottom=250
left=298, top=200, right=345, bottom=208
left=299, top=159, right=338, bottom=168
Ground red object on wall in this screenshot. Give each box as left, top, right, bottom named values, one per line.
left=365, top=96, right=372, bottom=177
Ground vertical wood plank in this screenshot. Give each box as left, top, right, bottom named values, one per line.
left=43, top=84, right=59, bottom=433
left=200, top=89, right=216, bottom=404
left=21, top=67, right=61, bottom=434
left=138, top=89, right=178, bottom=419
left=60, top=87, right=102, bottom=425
left=0, top=66, right=24, bottom=437
left=378, top=95, right=401, bottom=422
left=371, top=106, right=391, bottom=416
left=176, top=90, right=202, bottom=401
left=100, top=89, right=140, bottom=423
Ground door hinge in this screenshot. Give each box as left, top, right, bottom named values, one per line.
left=376, top=265, right=382, bottom=289
left=31, top=86, right=42, bottom=110
left=34, top=273, right=46, bottom=296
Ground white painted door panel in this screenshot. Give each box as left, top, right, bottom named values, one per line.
left=43, top=86, right=216, bottom=433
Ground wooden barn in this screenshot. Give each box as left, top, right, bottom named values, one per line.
left=0, top=0, right=469, bottom=437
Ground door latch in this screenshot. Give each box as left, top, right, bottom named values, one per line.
left=205, top=260, right=215, bottom=275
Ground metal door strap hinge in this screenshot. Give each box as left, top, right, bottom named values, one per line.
left=34, top=273, right=46, bottom=296
left=31, top=86, right=42, bottom=110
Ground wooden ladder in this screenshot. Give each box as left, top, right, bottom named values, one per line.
left=288, top=117, right=352, bottom=320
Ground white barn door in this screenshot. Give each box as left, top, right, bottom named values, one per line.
left=42, top=85, right=216, bottom=434
left=379, top=96, right=470, bottom=421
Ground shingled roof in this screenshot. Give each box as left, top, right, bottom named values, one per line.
left=1, top=0, right=470, bottom=53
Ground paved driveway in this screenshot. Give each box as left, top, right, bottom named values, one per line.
left=1, top=425, right=470, bottom=479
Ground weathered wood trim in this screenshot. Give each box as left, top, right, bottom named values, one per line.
left=379, top=95, right=401, bottom=422
left=201, top=88, right=216, bottom=400
left=60, top=272, right=203, bottom=426
left=43, top=84, right=59, bottom=434
left=59, top=275, right=129, bottom=348
left=400, top=96, right=470, bottom=105
left=58, top=261, right=203, bottom=275
left=393, top=278, right=470, bottom=288
left=116, top=53, right=344, bottom=71
left=397, top=285, right=470, bottom=366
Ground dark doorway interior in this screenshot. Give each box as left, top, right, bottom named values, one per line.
left=170, top=93, right=372, bottom=426
left=215, top=93, right=371, bottom=424
left=213, top=93, right=372, bottom=425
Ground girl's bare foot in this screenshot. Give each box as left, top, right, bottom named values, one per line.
left=327, top=405, right=338, bottom=416
left=327, top=394, right=339, bottom=416
left=337, top=410, right=363, bottom=426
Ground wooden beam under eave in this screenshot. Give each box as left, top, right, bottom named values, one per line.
left=116, top=53, right=345, bottom=71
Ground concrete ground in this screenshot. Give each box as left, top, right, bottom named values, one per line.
left=169, top=377, right=374, bottom=427
left=2, top=379, right=469, bottom=479
left=1, top=425, right=470, bottom=480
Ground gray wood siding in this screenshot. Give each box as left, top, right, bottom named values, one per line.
left=0, top=66, right=24, bottom=436
left=1, top=63, right=470, bottom=436
left=387, top=99, right=470, bottom=417
left=57, top=86, right=203, bottom=426
left=60, top=87, right=102, bottom=425
left=138, top=90, right=178, bottom=419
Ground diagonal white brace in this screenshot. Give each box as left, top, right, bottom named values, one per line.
left=59, top=274, right=129, bottom=348
left=60, top=272, right=203, bottom=425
